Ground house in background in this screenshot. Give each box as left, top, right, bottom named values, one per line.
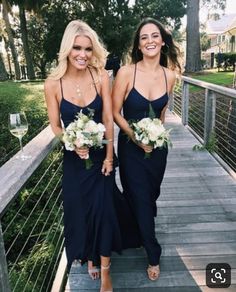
left=203, top=13, right=236, bottom=68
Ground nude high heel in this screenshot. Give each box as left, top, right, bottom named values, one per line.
left=147, top=264, right=160, bottom=281
left=100, top=263, right=113, bottom=292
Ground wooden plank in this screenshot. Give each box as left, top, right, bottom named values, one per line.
left=156, top=231, right=236, bottom=244
left=159, top=190, right=236, bottom=199
left=51, top=249, right=68, bottom=292
left=66, top=288, right=201, bottom=292
left=161, top=185, right=236, bottom=194
left=70, top=255, right=236, bottom=274
left=156, top=213, right=236, bottom=224
left=156, top=198, right=236, bottom=208
left=161, top=243, right=236, bottom=257
left=157, top=205, right=227, bottom=215
left=65, top=269, right=236, bottom=289
left=155, top=221, right=236, bottom=233
left=66, top=287, right=236, bottom=292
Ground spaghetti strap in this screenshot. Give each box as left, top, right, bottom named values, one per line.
left=88, top=67, right=98, bottom=94
left=59, top=78, right=64, bottom=98
left=161, top=67, right=168, bottom=93
left=133, top=63, right=137, bottom=88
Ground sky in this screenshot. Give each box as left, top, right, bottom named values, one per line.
left=200, top=0, right=236, bottom=21
left=223, top=0, right=236, bottom=14
left=179, top=0, right=236, bottom=28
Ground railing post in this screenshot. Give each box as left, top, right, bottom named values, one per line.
left=168, top=92, right=174, bottom=111
left=182, top=81, right=189, bottom=125
left=0, top=222, right=11, bottom=292
left=204, top=89, right=216, bottom=145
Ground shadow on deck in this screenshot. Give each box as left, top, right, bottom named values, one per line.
left=64, top=111, right=236, bottom=292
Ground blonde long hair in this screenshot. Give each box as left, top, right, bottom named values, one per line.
left=49, top=20, right=108, bottom=79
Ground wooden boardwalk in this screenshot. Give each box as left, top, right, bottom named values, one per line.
left=65, top=111, right=236, bottom=292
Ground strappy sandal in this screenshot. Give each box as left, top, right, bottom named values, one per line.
left=147, top=264, right=160, bottom=281
left=88, top=262, right=100, bottom=280
left=100, top=263, right=113, bottom=292
left=88, top=267, right=100, bottom=280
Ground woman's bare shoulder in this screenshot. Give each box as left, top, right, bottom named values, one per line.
left=44, top=78, right=60, bottom=91
left=116, top=64, right=134, bottom=81
left=164, top=67, right=177, bottom=84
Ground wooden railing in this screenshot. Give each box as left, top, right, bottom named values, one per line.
left=0, top=126, right=59, bottom=292
left=172, top=76, right=236, bottom=176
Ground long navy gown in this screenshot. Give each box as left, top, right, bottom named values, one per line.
left=118, top=64, right=168, bottom=266
left=60, top=76, right=122, bottom=269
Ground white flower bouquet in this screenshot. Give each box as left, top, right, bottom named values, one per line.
left=62, top=109, right=107, bottom=169
left=131, top=105, right=172, bottom=158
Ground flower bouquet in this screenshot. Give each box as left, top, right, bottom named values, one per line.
left=62, top=109, right=107, bottom=169
left=131, top=105, right=172, bottom=158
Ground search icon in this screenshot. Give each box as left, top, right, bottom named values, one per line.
left=215, top=272, right=223, bottom=280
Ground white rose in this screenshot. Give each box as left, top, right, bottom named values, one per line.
left=84, top=120, right=97, bottom=133
left=154, top=138, right=164, bottom=148
left=65, top=141, right=75, bottom=151
left=141, top=136, right=149, bottom=145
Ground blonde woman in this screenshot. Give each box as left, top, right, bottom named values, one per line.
left=45, top=20, right=121, bottom=292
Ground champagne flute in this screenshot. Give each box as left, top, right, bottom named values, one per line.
left=9, top=112, right=30, bottom=160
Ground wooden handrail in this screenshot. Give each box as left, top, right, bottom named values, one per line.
left=0, top=126, right=58, bottom=217
left=182, top=76, right=236, bottom=98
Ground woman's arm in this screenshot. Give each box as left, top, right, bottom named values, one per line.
left=100, top=69, right=114, bottom=175
left=112, top=66, right=135, bottom=140
left=44, top=79, right=63, bottom=137
left=160, top=69, right=177, bottom=123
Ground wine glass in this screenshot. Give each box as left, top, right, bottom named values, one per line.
left=9, top=112, right=31, bottom=160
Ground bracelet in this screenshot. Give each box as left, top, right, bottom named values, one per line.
left=107, top=139, right=113, bottom=143
left=103, top=158, right=113, bottom=163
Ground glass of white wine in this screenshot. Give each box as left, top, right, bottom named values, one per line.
left=9, top=112, right=31, bottom=160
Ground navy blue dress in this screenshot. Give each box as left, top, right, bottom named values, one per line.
left=60, top=75, right=122, bottom=269
left=118, top=64, right=168, bottom=266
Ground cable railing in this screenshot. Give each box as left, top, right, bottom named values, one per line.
left=0, top=126, right=64, bottom=292
left=172, top=76, right=236, bottom=175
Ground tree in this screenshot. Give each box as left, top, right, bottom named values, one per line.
left=132, top=0, right=186, bottom=30
left=0, top=20, right=9, bottom=80
left=0, top=52, right=8, bottom=80
left=11, top=0, right=48, bottom=80
left=185, top=0, right=202, bottom=72
left=185, top=0, right=226, bottom=72
left=15, top=0, right=36, bottom=79
left=1, top=0, right=21, bottom=79
left=200, top=31, right=211, bottom=52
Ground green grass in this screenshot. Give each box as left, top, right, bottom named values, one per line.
left=0, top=80, right=48, bottom=165
left=186, top=70, right=235, bottom=87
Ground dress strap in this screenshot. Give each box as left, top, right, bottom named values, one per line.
left=59, top=78, right=64, bottom=98
left=133, top=63, right=137, bottom=88
left=88, top=67, right=98, bottom=94
left=161, top=66, right=168, bottom=93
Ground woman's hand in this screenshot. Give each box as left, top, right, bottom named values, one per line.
left=75, top=146, right=89, bottom=159
left=136, top=141, right=153, bottom=153
left=102, top=159, right=113, bottom=176
left=130, top=134, right=153, bottom=153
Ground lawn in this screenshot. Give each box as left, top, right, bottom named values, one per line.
left=186, top=70, right=235, bottom=87
left=0, top=80, right=48, bottom=165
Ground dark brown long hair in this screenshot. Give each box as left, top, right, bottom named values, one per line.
left=131, top=17, right=181, bottom=72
